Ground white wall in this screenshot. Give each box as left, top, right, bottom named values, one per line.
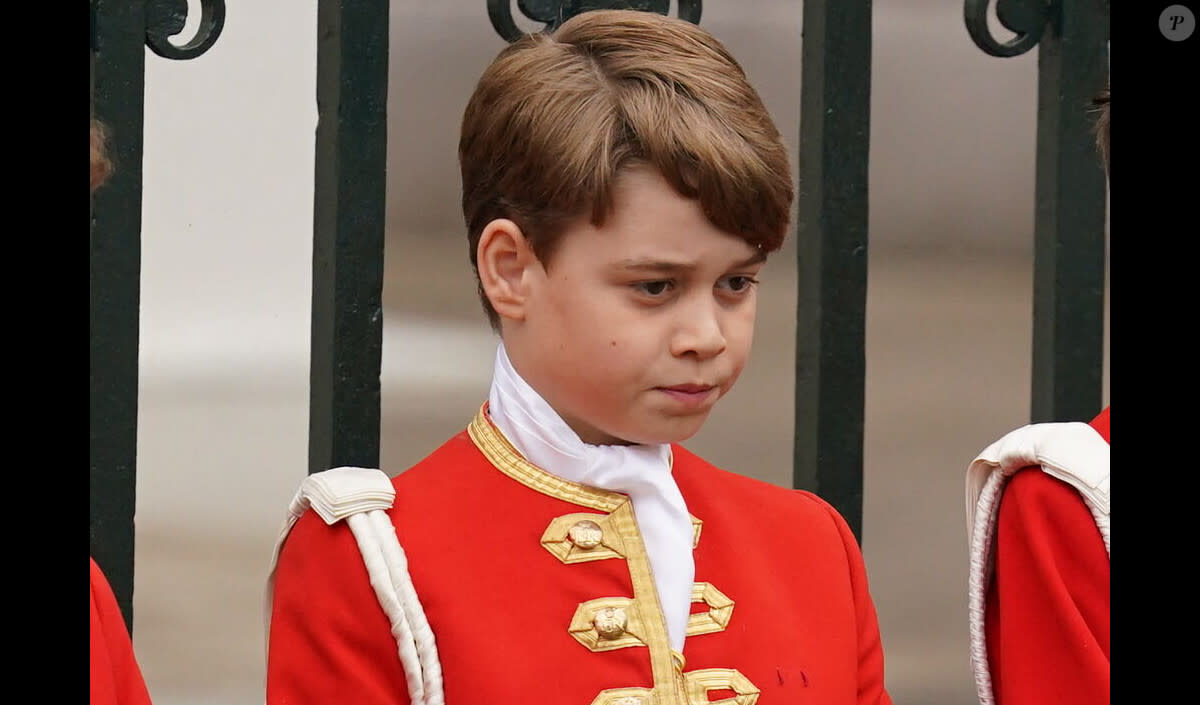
left=136, top=2, right=317, bottom=703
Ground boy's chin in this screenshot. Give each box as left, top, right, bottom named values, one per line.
left=616, top=421, right=708, bottom=447
left=581, top=427, right=698, bottom=447
left=573, top=408, right=713, bottom=446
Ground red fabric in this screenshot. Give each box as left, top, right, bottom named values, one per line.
left=267, top=426, right=892, bottom=705
left=984, top=406, right=1110, bottom=705
left=1090, top=406, right=1110, bottom=442
left=91, top=558, right=153, bottom=705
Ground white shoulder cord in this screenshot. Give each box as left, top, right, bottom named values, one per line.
left=963, top=422, right=1110, bottom=705
left=265, top=467, right=444, bottom=705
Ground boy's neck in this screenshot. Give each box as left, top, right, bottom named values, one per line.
left=499, top=335, right=632, bottom=447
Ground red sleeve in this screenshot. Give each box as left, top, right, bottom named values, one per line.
left=985, top=469, right=1110, bottom=705
left=90, top=558, right=154, bottom=705
left=823, top=501, right=894, bottom=705
left=1090, top=406, right=1110, bottom=442
left=266, top=510, right=411, bottom=705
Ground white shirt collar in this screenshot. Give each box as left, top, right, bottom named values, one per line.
left=487, top=342, right=695, bottom=652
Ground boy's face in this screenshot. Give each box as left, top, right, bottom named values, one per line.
left=510, top=167, right=765, bottom=446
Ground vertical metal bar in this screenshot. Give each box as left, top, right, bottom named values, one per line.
left=794, top=0, right=872, bottom=543
left=1030, top=0, right=1108, bottom=423
left=91, top=0, right=147, bottom=634
left=90, top=0, right=225, bottom=633
left=309, top=0, right=389, bottom=475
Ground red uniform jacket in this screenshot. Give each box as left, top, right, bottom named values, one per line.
left=90, top=558, right=154, bottom=705
left=268, top=406, right=892, bottom=705
left=985, top=406, right=1110, bottom=705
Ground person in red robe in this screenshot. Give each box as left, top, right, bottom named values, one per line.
left=964, top=86, right=1110, bottom=705
left=91, top=558, right=154, bottom=705
left=265, top=10, right=893, bottom=705
left=90, top=119, right=154, bottom=705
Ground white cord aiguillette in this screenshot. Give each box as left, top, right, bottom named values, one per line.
left=265, top=466, right=444, bottom=705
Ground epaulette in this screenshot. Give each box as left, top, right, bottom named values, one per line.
left=265, top=467, right=445, bottom=705
left=964, top=422, right=1110, bottom=705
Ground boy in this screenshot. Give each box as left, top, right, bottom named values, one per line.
left=266, top=10, right=892, bottom=705
left=964, top=83, right=1110, bottom=705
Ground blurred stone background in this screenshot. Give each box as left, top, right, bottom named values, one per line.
left=129, top=1, right=1108, bottom=704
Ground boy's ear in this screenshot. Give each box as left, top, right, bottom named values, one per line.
left=476, top=218, right=537, bottom=323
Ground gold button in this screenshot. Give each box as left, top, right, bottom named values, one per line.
left=593, top=606, right=628, bottom=640
left=567, top=519, right=604, bottom=550
left=613, top=698, right=644, bottom=705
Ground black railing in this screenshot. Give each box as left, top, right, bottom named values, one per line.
left=90, top=0, right=225, bottom=632
left=793, top=0, right=873, bottom=542
left=90, top=0, right=1109, bottom=630
left=307, top=0, right=390, bottom=477
left=486, top=0, right=702, bottom=41
left=964, top=0, right=1109, bottom=424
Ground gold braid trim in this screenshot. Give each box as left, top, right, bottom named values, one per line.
left=467, top=404, right=627, bottom=511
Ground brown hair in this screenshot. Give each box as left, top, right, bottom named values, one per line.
left=91, top=119, right=113, bottom=192
left=1092, top=82, right=1109, bottom=176
left=459, top=9, right=794, bottom=330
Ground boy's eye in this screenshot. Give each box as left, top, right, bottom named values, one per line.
left=633, top=280, right=673, bottom=296
left=719, top=275, right=759, bottom=292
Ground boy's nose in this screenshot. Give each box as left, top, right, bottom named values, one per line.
left=669, top=304, right=727, bottom=360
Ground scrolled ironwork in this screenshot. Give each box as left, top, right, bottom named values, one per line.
left=146, top=0, right=226, bottom=60
left=489, top=0, right=702, bottom=42
left=964, top=0, right=1055, bottom=57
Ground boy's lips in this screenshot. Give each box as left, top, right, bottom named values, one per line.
left=655, top=383, right=719, bottom=408
left=660, top=383, right=715, bottom=394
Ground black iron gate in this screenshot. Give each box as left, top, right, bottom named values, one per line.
left=88, top=0, right=1109, bottom=632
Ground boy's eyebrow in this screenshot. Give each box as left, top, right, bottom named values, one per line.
left=615, top=250, right=768, bottom=273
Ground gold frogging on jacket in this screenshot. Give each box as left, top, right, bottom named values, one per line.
left=569, top=583, right=736, bottom=653
left=542, top=514, right=704, bottom=564
left=591, top=668, right=760, bottom=705
left=571, top=597, right=646, bottom=650
left=466, top=406, right=760, bottom=705
left=685, top=583, right=734, bottom=637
